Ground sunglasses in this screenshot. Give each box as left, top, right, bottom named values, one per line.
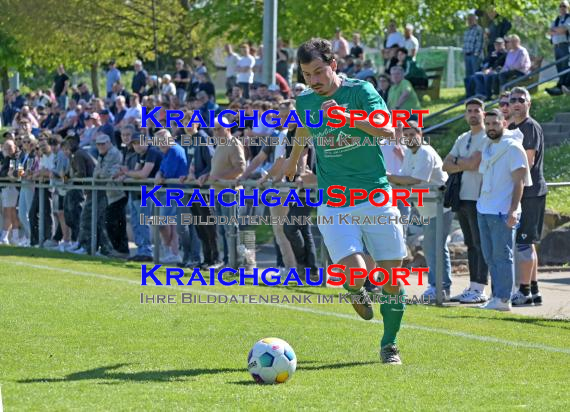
left=499, top=102, right=510, bottom=107
left=509, top=97, right=527, bottom=104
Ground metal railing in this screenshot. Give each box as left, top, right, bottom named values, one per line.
left=0, top=177, right=450, bottom=304
left=3, top=177, right=567, bottom=306
left=423, top=54, right=570, bottom=135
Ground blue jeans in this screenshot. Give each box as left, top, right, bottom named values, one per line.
left=422, top=211, right=453, bottom=289
left=18, top=185, right=34, bottom=238
left=477, top=213, right=516, bottom=300
left=464, top=55, right=481, bottom=78
left=57, top=95, right=68, bottom=110
left=176, top=205, right=202, bottom=263
left=129, top=194, right=152, bottom=257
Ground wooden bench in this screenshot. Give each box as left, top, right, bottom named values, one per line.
left=415, top=66, right=444, bottom=100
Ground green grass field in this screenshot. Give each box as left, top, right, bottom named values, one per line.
left=1, top=247, right=569, bottom=411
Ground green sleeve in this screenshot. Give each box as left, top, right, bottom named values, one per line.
left=358, top=81, right=387, bottom=112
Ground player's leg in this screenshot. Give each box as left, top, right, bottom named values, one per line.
left=336, top=252, right=375, bottom=320
left=377, top=259, right=405, bottom=364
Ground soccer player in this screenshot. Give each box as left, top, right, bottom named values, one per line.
left=285, top=39, right=407, bottom=364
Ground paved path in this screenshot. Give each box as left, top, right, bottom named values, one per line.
left=255, top=244, right=570, bottom=320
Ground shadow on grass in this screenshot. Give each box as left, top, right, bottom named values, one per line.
left=17, top=360, right=377, bottom=384
left=441, top=314, right=570, bottom=329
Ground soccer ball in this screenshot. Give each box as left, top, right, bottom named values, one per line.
left=247, top=337, right=297, bottom=384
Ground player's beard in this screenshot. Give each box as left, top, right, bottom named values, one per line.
left=487, top=129, right=503, bottom=141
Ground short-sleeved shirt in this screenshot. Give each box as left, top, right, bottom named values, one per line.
left=159, top=144, right=188, bottom=184
left=477, top=141, right=528, bottom=215
left=387, top=79, right=421, bottom=111
left=508, top=117, right=547, bottom=198
left=236, top=55, right=256, bottom=84
left=295, top=78, right=390, bottom=205
left=404, top=36, right=419, bottom=57
left=54, top=73, right=69, bottom=96
left=448, top=129, right=488, bottom=201
left=137, top=146, right=162, bottom=178
left=400, top=145, right=448, bottom=218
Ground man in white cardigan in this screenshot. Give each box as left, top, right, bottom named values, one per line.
left=476, top=109, right=531, bottom=311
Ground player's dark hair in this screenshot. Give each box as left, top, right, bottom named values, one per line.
left=404, top=120, right=422, bottom=135
left=297, top=38, right=335, bottom=65
left=465, top=97, right=485, bottom=109
left=485, top=108, right=504, bottom=120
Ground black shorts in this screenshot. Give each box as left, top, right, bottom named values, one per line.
left=516, top=195, right=546, bottom=244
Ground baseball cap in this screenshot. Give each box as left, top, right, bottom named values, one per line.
left=95, top=134, right=111, bottom=144
left=494, top=37, right=505, bottom=44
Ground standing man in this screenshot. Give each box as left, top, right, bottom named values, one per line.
left=131, top=60, right=148, bottom=96
left=403, top=24, right=419, bottom=60
left=106, top=60, right=121, bottom=97
left=332, top=28, right=350, bottom=58
left=463, top=14, right=484, bottom=80
left=174, top=59, right=191, bottom=103
left=477, top=109, right=530, bottom=311
left=546, top=1, right=570, bottom=96
left=222, top=44, right=240, bottom=96
left=507, top=87, right=548, bottom=306
left=53, top=64, right=70, bottom=110
left=236, top=44, right=256, bottom=99
left=484, top=5, right=512, bottom=57
left=443, top=98, right=489, bottom=303
left=286, top=38, right=407, bottom=364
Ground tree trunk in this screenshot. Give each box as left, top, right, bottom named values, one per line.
left=1, top=66, right=9, bottom=94
left=90, top=62, right=100, bottom=97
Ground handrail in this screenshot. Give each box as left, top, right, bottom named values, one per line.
left=423, top=67, right=570, bottom=135
left=424, top=54, right=570, bottom=124
left=502, top=53, right=570, bottom=91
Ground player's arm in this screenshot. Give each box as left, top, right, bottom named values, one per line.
left=284, top=125, right=309, bottom=181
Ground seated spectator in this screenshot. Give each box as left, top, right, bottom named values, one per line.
left=377, top=74, right=391, bottom=103
left=388, top=121, right=453, bottom=301
left=72, top=83, right=93, bottom=103
left=387, top=65, right=421, bottom=111
left=395, top=48, right=428, bottom=88
left=196, top=72, right=216, bottom=102
left=490, top=35, right=531, bottom=97
left=161, top=74, right=177, bottom=104
left=383, top=45, right=400, bottom=75
left=124, top=94, right=142, bottom=125
left=466, top=37, right=508, bottom=99
left=355, top=59, right=376, bottom=80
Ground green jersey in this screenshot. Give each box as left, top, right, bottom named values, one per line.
left=295, top=77, right=391, bottom=205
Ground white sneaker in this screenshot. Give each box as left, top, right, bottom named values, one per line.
left=0, top=238, right=9, bottom=245
left=65, top=241, right=79, bottom=252
left=18, top=237, right=30, bottom=247
left=451, top=287, right=471, bottom=302
left=71, top=247, right=88, bottom=255
left=160, top=252, right=182, bottom=264
left=511, top=290, right=533, bottom=306
left=43, top=239, right=59, bottom=248
left=478, top=297, right=511, bottom=311
left=458, top=289, right=489, bottom=304
left=9, top=236, right=20, bottom=246
left=421, top=286, right=450, bottom=302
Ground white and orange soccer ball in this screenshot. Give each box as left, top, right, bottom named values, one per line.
left=247, top=337, right=297, bottom=384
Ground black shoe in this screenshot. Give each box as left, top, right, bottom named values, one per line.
left=532, top=292, right=543, bottom=305
left=380, top=344, right=402, bottom=364
left=545, top=87, right=562, bottom=96
left=346, top=288, right=374, bottom=320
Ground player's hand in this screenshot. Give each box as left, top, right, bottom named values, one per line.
left=179, top=175, right=187, bottom=183
left=284, top=157, right=297, bottom=182
left=321, top=100, right=343, bottom=119
left=197, top=174, right=209, bottom=186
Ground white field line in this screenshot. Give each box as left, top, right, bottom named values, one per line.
left=6, top=261, right=570, bottom=355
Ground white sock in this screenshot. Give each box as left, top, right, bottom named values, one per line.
left=471, top=282, right=485, bottom=293
left=1, top=231, right=8, bottom=241
left=12, top=229, right=20, bottom=241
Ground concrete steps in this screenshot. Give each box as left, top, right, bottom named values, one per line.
left=542, top=113, right=570, bottom=147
